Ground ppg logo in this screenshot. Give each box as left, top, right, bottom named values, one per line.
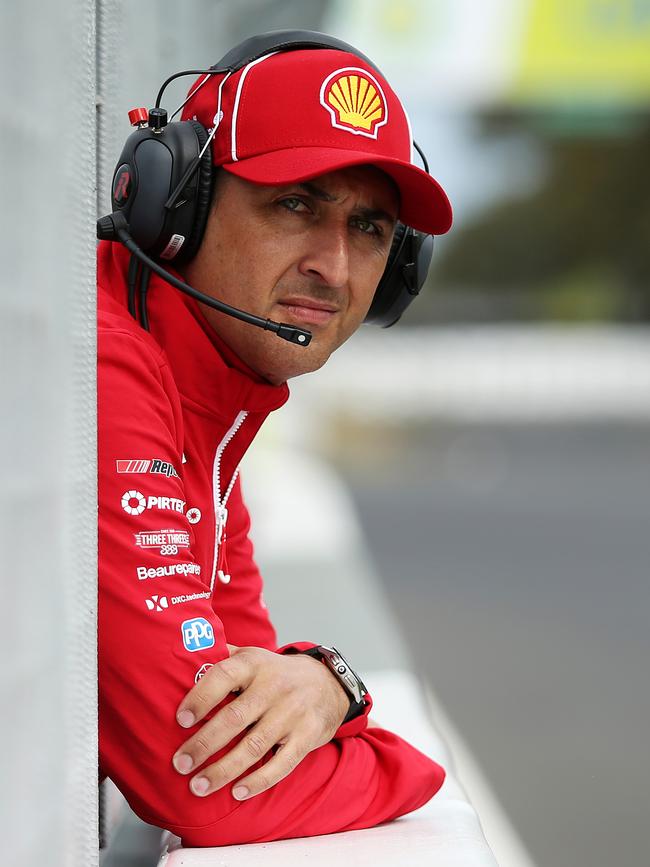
left=181, top=617, right=215, bottom=652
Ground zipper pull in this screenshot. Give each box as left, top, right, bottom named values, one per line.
left=216, top=530, right=230, bottom=584
left=216, top=504, right=228, bottom=545
left=215, top=505, right=231, bottom=585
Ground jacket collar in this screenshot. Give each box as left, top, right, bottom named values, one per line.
left=97, top=241, right=289, bottom=419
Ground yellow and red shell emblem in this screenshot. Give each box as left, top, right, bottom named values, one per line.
left=320, top=67, right=388, bottom=139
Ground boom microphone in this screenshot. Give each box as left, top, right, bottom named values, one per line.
left=97, top=210, right=312, bottom=346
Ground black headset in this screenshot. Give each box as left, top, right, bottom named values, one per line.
left=97, top=30, right=435, bottom=339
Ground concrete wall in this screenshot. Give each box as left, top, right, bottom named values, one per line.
left=0, top=3, right=331, bottom=864
left=0, top=2, right=97, bottom=865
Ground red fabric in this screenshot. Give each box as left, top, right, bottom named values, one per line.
left=181, top=48, right=452, bottom=235
left=98, top=240, right=445, bottom=846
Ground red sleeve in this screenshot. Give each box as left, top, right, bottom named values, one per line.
left=209, top=475, right=277, bottom=651
left=98, top=326, right=445, bottom=848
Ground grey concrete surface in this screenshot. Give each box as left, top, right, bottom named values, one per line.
left=101, top=816, right=163, bottom=867
left=341, top=422, right=650, bottom=867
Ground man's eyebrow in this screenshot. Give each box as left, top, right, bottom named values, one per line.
left=298, top=181, right=335, bottom=202
left=297, top=182, right=397, bottom=223
left=355, top=205, right=397, bottom=225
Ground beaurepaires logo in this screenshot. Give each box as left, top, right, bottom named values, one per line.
left=121, top=490, right=185, bottom=516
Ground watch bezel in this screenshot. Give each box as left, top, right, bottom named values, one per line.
left=309, top=644, right=368, bottom=707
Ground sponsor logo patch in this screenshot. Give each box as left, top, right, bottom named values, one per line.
left=195, top=663, right=214, bottom=683
left=145, top=591, right=210, bottom=612
left=170, top=591, right=211, bottom=604
left=134, top=529, right=190, bottom=555
left=122, top=490, right=146, bottom=516
left=186, top=507, right=201, bottom=525
left=121, top=491, right=185, bottom=516
left=145, top=595, right=169, bottom=611
left=320, top=67, right=388, bottom=139
left=182, top=617, right=215, bottom=652
left=116, top=459, right=179, bottom=478
left=136, top=562, right=201, bottom=580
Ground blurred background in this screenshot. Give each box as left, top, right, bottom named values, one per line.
left=3, top=1, right=649, bottom=865
left=289, top=4, right=650, bottom=867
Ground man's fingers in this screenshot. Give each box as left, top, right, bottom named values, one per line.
left=230, top=741, right=305, bottom=800
left=186, top=719, right=290, bottom=797
left=173, top=692, right=263, bottom=775
left=176, top=653, right=252, bottom=727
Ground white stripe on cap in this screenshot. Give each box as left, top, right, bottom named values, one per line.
left=231, top=51, right=279, bottom=162
left=403, top=103, right=415, bottom=164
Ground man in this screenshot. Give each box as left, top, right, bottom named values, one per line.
left=98, top=33, right=452, bottom=847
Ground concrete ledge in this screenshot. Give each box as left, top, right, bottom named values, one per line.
left=159, top=808, right=495, bottom=867
left=157, top=669, right=499, bottom=867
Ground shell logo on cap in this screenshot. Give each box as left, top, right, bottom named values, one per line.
left=320, top=67, right=388, bottom=139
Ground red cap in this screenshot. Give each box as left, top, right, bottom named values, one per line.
left=128, top=107, right=149, bottom=126
left=181, top=49, right=452, bottom=234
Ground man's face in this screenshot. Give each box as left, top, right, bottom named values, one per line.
left=181, top=166, right=399, bottom=384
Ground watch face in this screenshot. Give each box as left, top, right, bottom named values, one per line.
left=326, top=647, right=367, bottom=702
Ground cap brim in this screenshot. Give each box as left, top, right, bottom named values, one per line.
left=223, top=147, right=452, bottom=235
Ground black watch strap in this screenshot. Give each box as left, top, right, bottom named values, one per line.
left=300, top=645, right=368, bottom=724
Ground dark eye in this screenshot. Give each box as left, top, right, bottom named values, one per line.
left=279, top=196, right=309, bottom=213
left=352, top=218, right=381, bottom=236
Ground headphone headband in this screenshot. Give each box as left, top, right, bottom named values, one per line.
left=155, top=30, right=384, bottom=112
left=103, top=29, right=440, bottom=329
left=214, top=30, right=384, bottom=76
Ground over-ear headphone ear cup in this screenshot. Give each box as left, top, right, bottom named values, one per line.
left=176, top=120, right=213, bottom=262
left=386, top=222, right=408, bottom=266
left=365, top=224, right=433, bottom=327
left=366, top=223, right=407, bottom=326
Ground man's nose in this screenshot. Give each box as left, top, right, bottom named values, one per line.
left=297, top=223, right=349, bottom=289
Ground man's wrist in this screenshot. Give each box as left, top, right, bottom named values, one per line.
left=293, top=645, right=369, bottom=723
left=276, top=641, right=373, bottom=736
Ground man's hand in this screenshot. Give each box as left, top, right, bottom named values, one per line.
left=173, top=645, right=351, bottom=800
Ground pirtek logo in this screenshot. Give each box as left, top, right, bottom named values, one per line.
left=121, top=490, right=186, bottom=516
left=116, top=459, right=179, bottom=478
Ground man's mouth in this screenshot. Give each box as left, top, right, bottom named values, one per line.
left=276, top=296, right=339, bottom=327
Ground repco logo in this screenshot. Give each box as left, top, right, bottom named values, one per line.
left=116, top=459, right=179, bottom=478
left=121, top=490, right=186, bottom=516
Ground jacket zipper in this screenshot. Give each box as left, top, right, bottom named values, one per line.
left=210, top=410, right=248, bottom=592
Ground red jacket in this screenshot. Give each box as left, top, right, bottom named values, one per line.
left=97, top=241, right=445, bottom=846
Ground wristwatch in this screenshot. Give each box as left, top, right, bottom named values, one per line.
left=300, top=645, right=369, bottom=724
